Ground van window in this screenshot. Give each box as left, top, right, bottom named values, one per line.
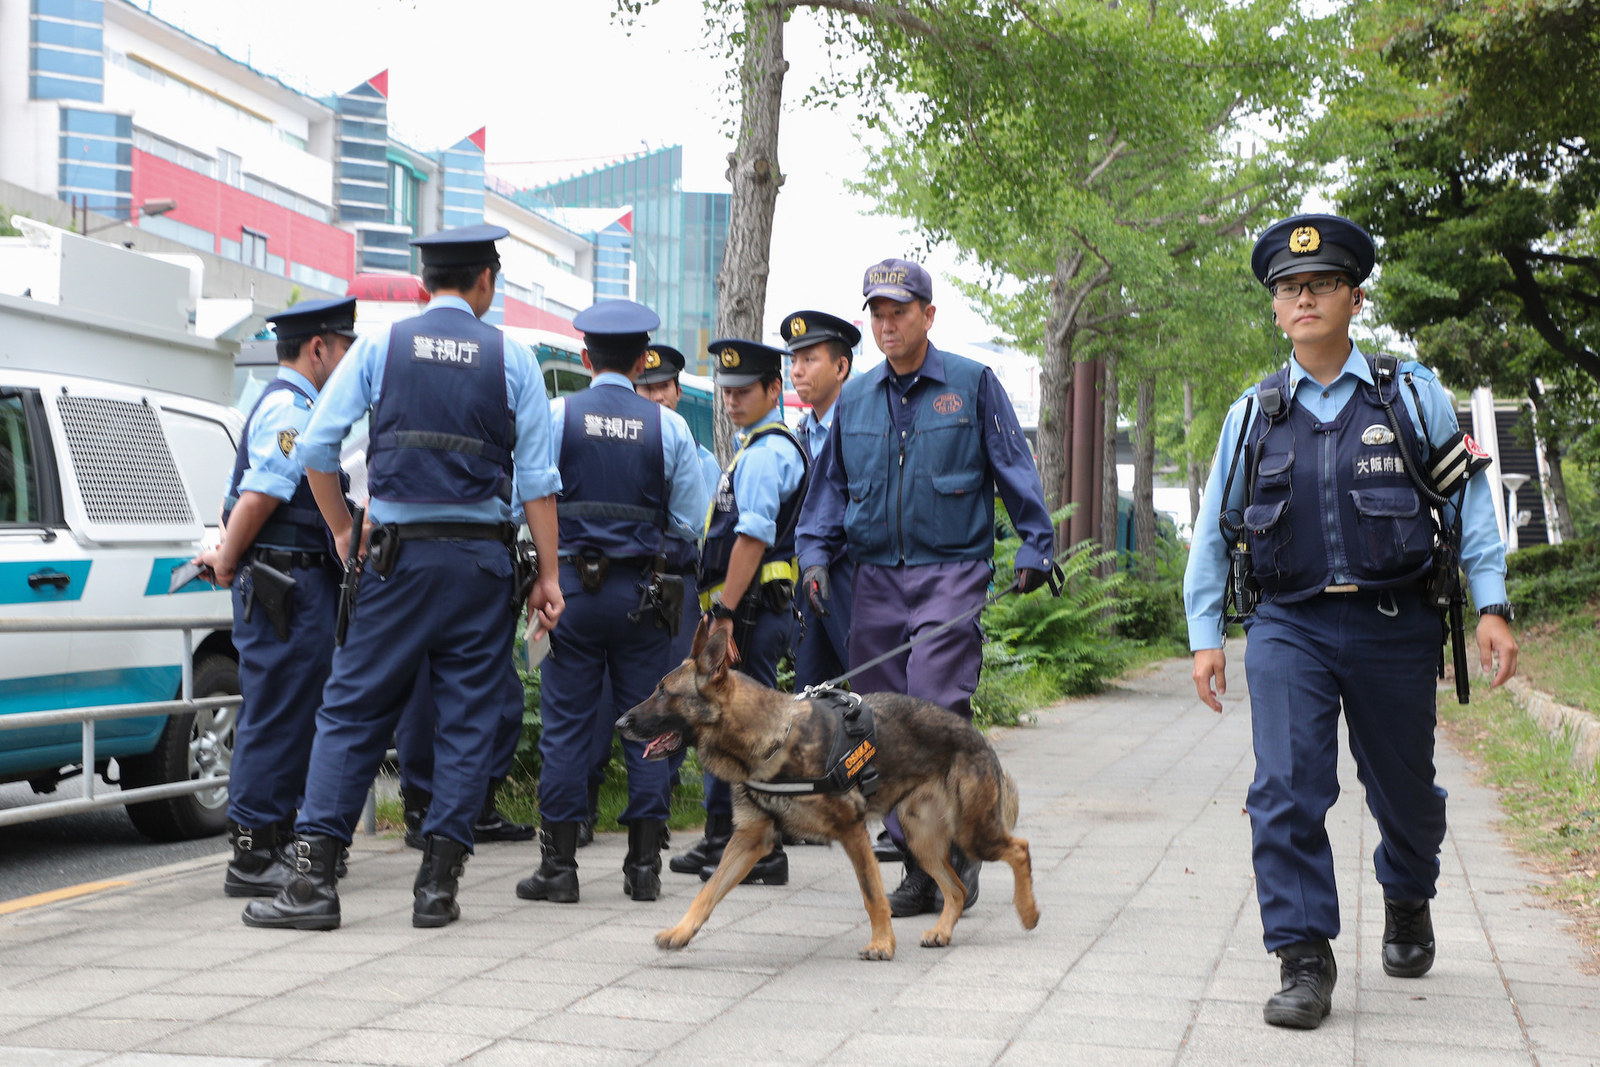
left=160, top=410, right=238, bottom=526
left=1, top=392, right=41, bottom=524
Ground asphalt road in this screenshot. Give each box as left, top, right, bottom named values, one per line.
left=0, top=782, right=229, bottom=902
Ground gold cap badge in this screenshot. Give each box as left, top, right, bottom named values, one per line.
left=644, top=349, right=661, bottom=369
left=719, top=348, right=741, bottom=368
left=790, top=316, right=807, bottom=338
left=1289, top=226, right=1321, bottom=254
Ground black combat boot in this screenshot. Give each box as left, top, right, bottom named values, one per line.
left=623, top=819, right=667, bottom=901
left=669, top=812, right=732, bottom=874
left=872, top=827, right=901, bottom=862
left=275, top=817, right=344, bottom=879
left=886, top=856, right=940, bottom=917
left=1382, top=898, right=1436, bottom=978
left=413, top=835, right=471, bottom=928
left=931, top=845, right=982, bottom=912
left=400, top=784, right=431, bottom=851
left=224, top=822, right=293, bottom=898
left=240, top=835, right=342, bottom=931
left=473, top=778, right=536, bottom=842
left=699, top=841, right=788, bottom=885
left=1263, top=938, right=1337, bottom=1029
left=515, top=821, right=580, bottom=903
left=578, top=779, right=600, bottom=848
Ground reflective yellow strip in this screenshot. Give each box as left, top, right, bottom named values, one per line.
left=698, top=559, right=799, bottom=609
left=0, top=879, right=130, bottom=916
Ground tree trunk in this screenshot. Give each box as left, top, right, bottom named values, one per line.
left=1100, top=355, right=1119, bottom=579
left=1528, top=380, right=1576, bottom=542
left=1184, top=380, right=1202, bottom=531
left=1040, top=252, right=1079, bottom=514
left=1068, top=357, right=1098, bottom=547
left=712, top=0, right=787, bottom=461
left=1134, top=375, right=1157, bottom=578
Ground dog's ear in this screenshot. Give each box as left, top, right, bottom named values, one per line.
left=696, top=626, right=731, bottom=689
left=689, top=614, right=711, bottom=660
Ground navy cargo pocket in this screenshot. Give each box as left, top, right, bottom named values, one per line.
left=844, top=475, right=887, bottom=557
left=1349, top=487, right=1428, bottom=574
left=1244, top=499, right=1290, bottom=583
left=929, top=469, right=986, bottom=550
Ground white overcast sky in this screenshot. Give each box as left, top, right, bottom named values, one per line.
left=141, top=0, right=999, bottom=355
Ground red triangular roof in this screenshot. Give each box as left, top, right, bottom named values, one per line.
left=468, top=127, right=487, bottom=152
left=367, top=70, right=388, bottom=97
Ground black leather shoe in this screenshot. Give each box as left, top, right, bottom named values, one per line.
left=577, top=818, right=596, bottom=848
left=932, top=845, right=981, bottom=912
left=401, top=785, right=430, bottom=851
left=887, top=863, right=940, bottom=917
left=669, top=812, right=733, bottom=874
left=1263, top=939, right=1337, bottom=1029
left=699, top=843, right=788, bottom=886
left=623, top=820, right=666, bottom=901
left=1382, top=898, right=1436, bottom=978
left=224, top=822, right=294, bottom=898
left=474, top=778, right=536, bottom=842
left=872, top=828, right=901, bottom=862
left=516, top=822, right=580, bottom=903
left=413, top=835, right=470, bottom=928
left=241, top=835, right=343, bottom=931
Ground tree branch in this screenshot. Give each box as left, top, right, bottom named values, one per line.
left=1501, top=247, right=1600, bottom=387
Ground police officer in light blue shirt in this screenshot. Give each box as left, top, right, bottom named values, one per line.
left=666, top=338, right=807, bottom=887
left=515, top=304, right=708, bottom=905
left=242, top=224, right=563, bottom=933
left=1184, top=214, right=1519, bottom=1030
left=199, top=297, right=356, bottom=901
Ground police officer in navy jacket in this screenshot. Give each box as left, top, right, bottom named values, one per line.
left=1184, top=214, right=1519, bottom=1029
left=198, top=297, right=356, bottom=900
left=795, top=258, right=1055, bottom=918
left=242, top=224, right=563, bottom=932
left=516, top=302, right=708, bottom=905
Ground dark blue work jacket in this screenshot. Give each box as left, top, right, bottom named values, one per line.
left=367, top=305, right=513, bottom=506
left=557, top=384, right=667, bottom=559
left=226, top=378, right=341, bottom=552
left=1243, top=358, right=1435, bottom=602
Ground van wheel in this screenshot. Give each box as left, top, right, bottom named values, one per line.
left=123, top=654, right=238, bottom=841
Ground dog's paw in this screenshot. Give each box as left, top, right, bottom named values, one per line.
left=1019, top=903, right=1041, bottom=930
left=919, top=927, right=952, bottom=948
left=859, top=940, right=895, bottom=961
left=655, top=927, right=694, bottom=950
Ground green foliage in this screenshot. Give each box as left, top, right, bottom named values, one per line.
left=1505, top=535, right=1600, bottom=623
left=1114, top=535, right=1190, bottom=648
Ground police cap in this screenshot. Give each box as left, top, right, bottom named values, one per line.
left=267, top=296, right=358, bottom=343
left=861, top=257, right=933, bottom=307
left=1251, top=214, right=1376, bottom=287
left=571, top=299, right=661, bottom=337
left=635, top=344, right=686, bottom=386
left=708, top=338, right=784, bottom=388
left=779, top=309, right=861, bottom=354
left=409, top=223, right=509, bottom=268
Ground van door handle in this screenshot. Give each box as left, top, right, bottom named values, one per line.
left=28, top=570, right=73, bottom=590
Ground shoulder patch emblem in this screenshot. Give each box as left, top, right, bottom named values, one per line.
left=278, top=428, right=298, bottom=457
left=932, top=392, right=963, bottom=415
left=1361, top=424, right=1395, bottom=446
left=1464, top=433, right=1490, bottom=459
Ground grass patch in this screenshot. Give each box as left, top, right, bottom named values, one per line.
left=1517, top=614, right=1600, bottom=714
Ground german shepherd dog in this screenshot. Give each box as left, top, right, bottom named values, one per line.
left=616, top=622, right=1040, bottom=961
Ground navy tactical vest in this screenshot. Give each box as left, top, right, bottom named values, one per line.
left=557, top=383, right=668, bottom=559
left=225, top=377, right=342, bottom=552
left=367, top=305, right=513, bottom=505
left=832, top=346, right=992, bottom=567
left=1242, top=358, right=1435, bottom=602
left=700, top=423, right=809, bottom=587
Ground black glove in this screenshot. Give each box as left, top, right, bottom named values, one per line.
left=802, top=565, right=831, bottom=616
left=1016, top=567, right=1047, bottom=594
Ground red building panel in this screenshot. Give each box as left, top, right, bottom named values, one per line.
left=503, top=294, right=580, bottom=339
left=131, top=151, right=354, bottom=282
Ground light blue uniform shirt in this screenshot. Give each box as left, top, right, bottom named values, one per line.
left=229, top=366, right=321, bottom=503
left=293, top=296, right=561, bottom=524
left=1184, top=342, right=1509, bottom=650
left=696, top=443, right=721, bottom=499
left=797, top=401, right=835, bottom=460
left=549, top=372, right=710, bottom=550
left=729, top=406, right=807, bottom=546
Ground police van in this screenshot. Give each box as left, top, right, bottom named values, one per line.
left=1, top=219, right=256, bottom=840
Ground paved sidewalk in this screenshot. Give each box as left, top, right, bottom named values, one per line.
left=2, top=657, right=1597, bottom=1066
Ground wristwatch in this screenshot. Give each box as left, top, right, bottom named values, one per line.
left=1478, top=603, right=1515, bottom=622
left=706, top=596, right=736, bottom=621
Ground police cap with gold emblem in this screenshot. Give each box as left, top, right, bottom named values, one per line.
left=409, top=223, right=509, bottom=268
left=635, top=343, right=686, bottom=386
left=779, top=309, right=862, bottom=354
left=1251, top=213, right=1376, bottom=287
left=267, top=296, right=358, bottom=343
left=708, top=338, right=785, bottom=388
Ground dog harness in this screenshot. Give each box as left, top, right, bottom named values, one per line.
left=744, top=687, right=879, bottom=798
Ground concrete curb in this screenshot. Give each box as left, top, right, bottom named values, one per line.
left=1506, top=676, right=1600, bottom=778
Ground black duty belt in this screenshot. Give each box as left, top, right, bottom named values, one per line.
left=744, top=687, right=879, bottom=798
left=392, top=522, right=515, bottom=544
left=248, top=547, right=334, bottom=570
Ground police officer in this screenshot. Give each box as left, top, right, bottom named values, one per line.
left=198, top=297, right=356, bottom=898
left=516, top=302, right=708, bottom=905
left=666, top=338, right=807, bottom=885
left=795, top=258, right=1055, bottom=917
left=242, top=224, right=563, bottom=931
left=1184, top=214, right=1519, bottom=1029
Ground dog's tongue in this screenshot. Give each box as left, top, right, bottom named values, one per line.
left=643, top=732, right=680, bottom=760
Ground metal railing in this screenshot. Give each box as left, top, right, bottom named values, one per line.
left=0, top=616, right=237, bottom=829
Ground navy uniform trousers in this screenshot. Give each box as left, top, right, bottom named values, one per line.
left=395, top=656, right=525, bottom=795
left=702, top=602, right=793, bottom=817
left=1243, top=586, right=1447, bottom=952
left=540, top=561, right=674, bottom=825
left=793, top=559, right=853, bottom=690
left=849, top=559, right=989, bottom=719
left=227, top=559, right=339, bottom=828
left=296, top=539, right=517, bottom=847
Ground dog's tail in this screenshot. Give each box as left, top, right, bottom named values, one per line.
left=1000, top=770, right=1020, bottom=833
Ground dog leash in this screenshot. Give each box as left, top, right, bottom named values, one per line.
left=797, top=562, right=1064, bottom=698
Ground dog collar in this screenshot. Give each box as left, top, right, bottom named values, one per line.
left=745, top=687, right=879, bottom=798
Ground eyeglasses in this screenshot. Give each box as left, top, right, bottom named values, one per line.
left=1270, top=276, right=1349, bottom=300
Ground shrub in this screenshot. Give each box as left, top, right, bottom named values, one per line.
left=1505, top=536, right=1600, bottom=622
